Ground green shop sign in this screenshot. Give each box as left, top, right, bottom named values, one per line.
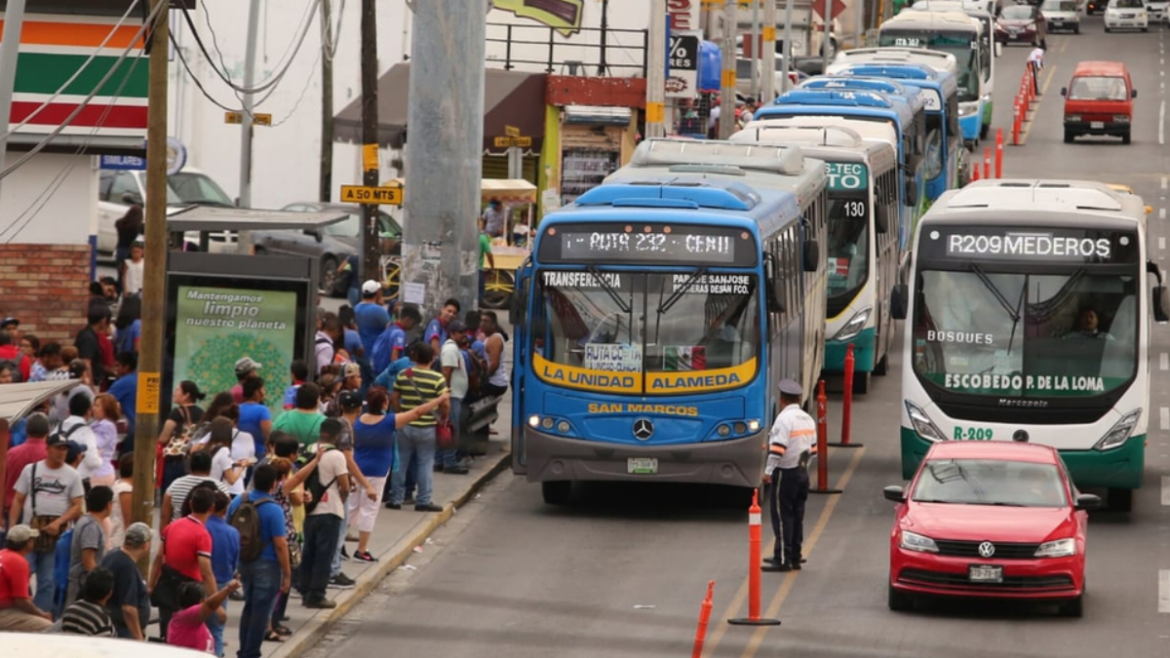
left=825, top=162, right=869, bottom=191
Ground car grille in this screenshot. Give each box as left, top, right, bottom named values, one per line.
left=1120, top=12, right=1135, bottom=17
left=899, top=569, right=1075, bottom=591
left=933, top=540, right=1040, bottom=559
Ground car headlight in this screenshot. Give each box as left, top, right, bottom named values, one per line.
left=1034, top=538, right=1077, bottom=558
left=1114, top=115, right=1130, bottom=123
left=959, top=102, right=979, bottom=117
left=1094, top=408, right=1141, bottom=451
left=833, top=307, right=872, bottom=342
left=900, top=530, right=939, bottom=553
left=905, top=400, right=947, bottom=442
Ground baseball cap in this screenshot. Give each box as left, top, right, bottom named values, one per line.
left=339, top=389, right=363, bottom=410
left=46, top=431, right=71, bottom=448
left=6, top=524, right=39, bottom=543
left=778, top=379, right=803, bottom=397
left=343, top=362, right=361, bottom=378
left=235, top=357, right=262, bottom=376
left=0, top=317, right=18, bottom=328
left=361, top=280, right=381, bottom=296
left=65, top=440, right=87, bottom=464
left=448, top=320, right=467, bottom=334
left=123, top=522, right=153, bottom=547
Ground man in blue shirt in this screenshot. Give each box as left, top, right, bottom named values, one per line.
left=227, top=464, right=290, bottom=658
left=424, top=298, right=461, bottom=356
left=107, top=352, right=138, bottom=438
left=206, top=492, right=240, bottom=657
left=354, top=281, right=392, bottom=355
left=370, top=305, right=421, bottom=375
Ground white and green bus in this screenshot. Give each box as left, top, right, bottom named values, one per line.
left=894, top=179, right=1169, bottom=511
left=730, top=125, right=900, bottom=393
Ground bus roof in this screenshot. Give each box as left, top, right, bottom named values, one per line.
left=757, top=89, right=916, bottom=133
left=923, top=179, right=1148, bottom=227
left=905, top=0, right=994, bottom=18
left=828, top=65, right=959, bottom=99
left=832, top=47, right=959, bottom=73
left=740, top=116, right=900, bottom=150
left=799, top=76, right=927, bottom=105
left=881, top=10, right=982, bottom=32
left=728, top=125, right=899, bottom=173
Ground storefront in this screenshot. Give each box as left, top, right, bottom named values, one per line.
left=555, top=105, right=637, bottom=206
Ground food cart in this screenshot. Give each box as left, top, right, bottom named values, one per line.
left=480, top=179, right=537, bottom=309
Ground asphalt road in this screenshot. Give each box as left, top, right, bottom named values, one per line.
left=304, top=20, right=1169, bottom=658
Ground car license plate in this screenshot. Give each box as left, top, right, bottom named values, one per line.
left=628, top=457, right=658, bottom=474
left=1091, top=121, right=1105, bottom=129
left=969, top=565, right=1003, bottom=583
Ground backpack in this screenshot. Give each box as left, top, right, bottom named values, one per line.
left=229, top=497, right=277, bottom=563
left=297, top=445, right=338, bottom=514
left=49, top=421, right=84, bottom=445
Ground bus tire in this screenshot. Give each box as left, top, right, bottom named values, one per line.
left=874, top=352, right=889, bottom=376
left=542, top=481, right=572, bottom=505
left=980, top=123, right=990, bottom=140
left=1107, top=487, right=1133, bottom=512
left=852, top=372, right=872, bottom=395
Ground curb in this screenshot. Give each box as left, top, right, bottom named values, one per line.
left=268, top=450, right=513, bottom=658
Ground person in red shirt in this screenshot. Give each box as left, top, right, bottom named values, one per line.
left=0, top=524, right=53, bottom=631
left=3, top=413, right=49, bottom=519
left=0, top=328, right=30, bottom=382
left=149, top=486, right=216, bottom=641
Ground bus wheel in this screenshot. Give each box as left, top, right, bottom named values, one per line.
left=980, top=123, right=991, bottom=141
left=542, top=481, right=572, bottom=505
left=874, top=352, right=889, bottom=376
left=852, top=372, right=872, bottom=395
left=1107, top=487, right=1133, bottom=512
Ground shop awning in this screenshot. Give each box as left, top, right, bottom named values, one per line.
left=333, top=64, right=546, bottom=153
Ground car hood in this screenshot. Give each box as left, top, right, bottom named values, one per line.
left=1043, top=10, right=1078, bottom=17
left=904, top=502, right=1074, bottom=542
left=1106, top=5, right=1145, bottom=10
left=999, top=17, right=1037, bottom=25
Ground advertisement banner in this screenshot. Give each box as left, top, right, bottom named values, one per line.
left=173, top=286, right=298, bottom=416
left=667, top=32, right=701, bottom=99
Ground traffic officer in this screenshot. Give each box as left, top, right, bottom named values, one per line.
left=763, top=379, right=817, bottom=572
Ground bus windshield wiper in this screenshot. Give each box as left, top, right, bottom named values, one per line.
left=586, top=266, right=631, bottom=315
left=969, top=263, right=1021, bottom=324
left=656, top=267, right=707, bottom=316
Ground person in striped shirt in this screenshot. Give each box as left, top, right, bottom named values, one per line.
left=60, top=567, right=116, bottom=636
left=389, top=343, right=450, bottom=513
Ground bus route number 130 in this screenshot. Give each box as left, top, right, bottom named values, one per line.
left=953, top=426, right=993, bottom=441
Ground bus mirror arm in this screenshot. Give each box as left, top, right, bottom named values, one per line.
left=891, top=284, right=909, bottom=321
left=802, top=240, right=820, bottom=273
left=1147, top=260, right=1163, bottom=285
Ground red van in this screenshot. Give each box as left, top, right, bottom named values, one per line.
left=1061, top=61, right=1136, bottom=144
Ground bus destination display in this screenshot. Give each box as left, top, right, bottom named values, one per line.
left=920, top=227, right=1139, bottom=263
left=541, top=224, right=754, bottom=265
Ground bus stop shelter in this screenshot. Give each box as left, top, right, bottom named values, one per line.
left=0, top=380, right=78, bottom=487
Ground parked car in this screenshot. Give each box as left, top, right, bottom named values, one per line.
left=1040, top=0, right=1081, bottom=32
left=1085, top=0, right=1105, bottom=13
left=252, top=202, right=402, bottom=297
left=96, top=167, right=238, bottom=257
left=1060, top=60, right=1136, bottom=144
left=884, top=441, right=1099, bottom=617
left=1104, top=0, right=1149, bottom=30
left=995, top=4, right=1047, bottom=43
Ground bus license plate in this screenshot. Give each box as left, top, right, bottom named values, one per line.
left=628, top=458, right=658, bottom=474
left=968, top=565, right=1003, bottom=583
left=1091, top=121, right=1105, bottom=129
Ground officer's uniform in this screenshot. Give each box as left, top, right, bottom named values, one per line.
left=765, top=379, right=817, bottom=571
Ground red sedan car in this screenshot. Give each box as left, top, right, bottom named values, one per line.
left=884, top=441, right=1100, bottom=617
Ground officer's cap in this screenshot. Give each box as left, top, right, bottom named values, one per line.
left=778, top=379, right=803, bottom=397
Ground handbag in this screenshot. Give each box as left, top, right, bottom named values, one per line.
left=28, top=463, right=63, bottom=554
left=405, top=370, right=456, bottom=450
left=150, top=563, right=196, bottom=611
left=163, top=406, right=195, bottom=458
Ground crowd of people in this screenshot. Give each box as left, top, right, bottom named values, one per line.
left=0, top=278, right=510, bottom=657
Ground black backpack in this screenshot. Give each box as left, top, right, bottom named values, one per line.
left=230, top=497, right=277, bottom=563
left=297, top=445, right=337, bottom=514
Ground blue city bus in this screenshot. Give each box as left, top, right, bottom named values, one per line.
left=754, top=89, right=924, bottom=263
left=509, top=144, right=828, bottom=504
left=824, top=62, right=964, bottom=198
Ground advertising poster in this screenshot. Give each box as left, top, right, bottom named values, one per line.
left=173, top=286, right=297, bottom=416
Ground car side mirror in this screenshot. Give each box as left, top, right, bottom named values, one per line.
left=883, top=485, right=906, bottom=503
left=802, top=240, right=820, bottom=272
left=1132, top=88, right=1138, bottom=98
left=1060, top=86, right=1067, bottom=97
left=1074, top=493, right=1102, bottom=511
left=235, top=196, right=242, bottom=207
left=891, top=283, right=909, bottom=320
left=305, top=229, right=322, bottom=242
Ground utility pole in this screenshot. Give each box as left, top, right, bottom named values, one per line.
left=822, top=0, right=833, bottom=71
left=237, top=0, right=260, bottom=254
left=132, top=0, right=169, bottom=572
left=762, top=0, right=777, bottom=103
left=855, top=0, right=864, bottom=48
left=645, top=0, right=666, bottom=139
left=360, top=0, right=380, bottom=285
left=320, top=0, right=334, bottom=202
left=597, top=0, right=610, bottom=76
left=718, top=0, right=738, bottom=139
left=782, top=0, right=794, bottom=93
left=750, top=0, right=760, bottom=101
left=402, top=0, right=485, bottom=317
left=0, top=0, right=27, bottom=203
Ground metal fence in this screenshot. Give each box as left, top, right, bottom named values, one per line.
left=484, top=23, right=649, bottom=76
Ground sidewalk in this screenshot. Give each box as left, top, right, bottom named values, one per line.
left=224, top=389, right=513, bottom=658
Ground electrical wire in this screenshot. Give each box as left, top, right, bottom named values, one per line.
left=270, top=30, right=324, bottom=128
left=0, top=0, right=142, bottom=142
left=321, top=0, right=346, bottom=64
left=0, top=0, right=166, bottom=182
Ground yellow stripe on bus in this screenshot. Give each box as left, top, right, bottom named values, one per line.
left=533, top=354, right=757, bottom=394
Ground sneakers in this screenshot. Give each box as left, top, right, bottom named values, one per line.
left=304, top=598, right=337, bottom=609
left=353, top=550, right=379, bottom=563
left=384, top=502, right=402, bottom=510
left=339, top=546, right=350, bottom=561
left=328, top=573, right=356, bottom=589
left=443, top=466, right=470, bottom=475
left=403, top=495, right=415, bottom=505
left=415, top=503, right=443, bottom=512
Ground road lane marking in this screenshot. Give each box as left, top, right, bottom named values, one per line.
left=1162, top=476, right=1170, bottom=505
left=736, top=448, right=867, bottom=658
left=1162, top=100, right=1167, bottom=146
left=1161, top=406, right=1169, bottom=431
left=1161, top=208, right=1167, bottom=220
left=1161, top=570, right=1170, bottom=613
left=1018, top=65, right=1057, bottom=145
left=1161, top=237, right=1167, bottom=250
left=1161, top=352, right=1168, bottom=370
left=1164, top=177, right=1168, bottom=191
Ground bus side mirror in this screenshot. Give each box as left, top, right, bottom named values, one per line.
left=875, top=203, right=890, bottom=234
left=1155, top=286, right=1170, bottom=323
left=1060, top=87, right=1067, bottom=97
left=891, top=283, right=909, bottom=320
left=802, top=240, right=820, bottom=272
left=904, top=179, right=918, bottom=203
left=764, top=252, right=786, bottom=314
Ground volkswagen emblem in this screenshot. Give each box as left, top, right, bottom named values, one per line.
left=632, top=418, right=655, bottom=441
left=977, top=541, right=996, bottom=558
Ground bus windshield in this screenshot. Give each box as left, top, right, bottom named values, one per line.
left=879, top=30, right=980, bottom=102
left=533, top=270, right=760, bottom=376
left=827, top=194, right=869, bottom=309
left=912, top=269, right=1138, bottom=398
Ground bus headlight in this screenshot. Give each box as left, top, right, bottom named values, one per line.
left=748, top=419, right=761, bottom=433
left=718, top=424, right=731, bottom=437
left=959, top=102, right=979, bottom=117
left=528, top=415, right=540, bottom=428
left=905, top=400, right=947, bottom=442
left=557, top=420, right=571, bottom=433
left=541, top=417, right=555, bottom=430
left=833, top=307, right=872, bottom=342
left=1094, top=408, right=1141, bottom=451
left=1114, top=115, right=1130, bottom=123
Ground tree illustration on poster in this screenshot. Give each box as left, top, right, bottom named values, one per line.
left=173, top=286, right=298, bottom=417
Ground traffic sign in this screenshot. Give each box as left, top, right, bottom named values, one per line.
left=340, top=185, right=403, bottom=206
left=810, top=0, right=846, bottom=21
left=493, top=135, right=533, bottom=148
left=225, top=111, right=273, bottom=126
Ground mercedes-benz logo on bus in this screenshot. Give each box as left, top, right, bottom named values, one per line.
left=978, top=541, right=996, bottom=558
left=632, top=418, right=655, bottom=441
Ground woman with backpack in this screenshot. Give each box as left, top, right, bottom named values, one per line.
left=157, top=381, right=207, bottom=494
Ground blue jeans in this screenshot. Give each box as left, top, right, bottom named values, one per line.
left=238, top=560, right=282, bottom=658
left=26, top=549, right=54, bottom=613
left=206, top=579, right=232, bottom=657
left=330, top=502, right=350, bottom=578
left=297, top=514, right=342, bottom=603
left=439, top=398, right=463, bottom=469
left=390, top=425, right=436, bottom=506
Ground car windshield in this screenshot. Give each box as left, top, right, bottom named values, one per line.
left=912, top=459, right=1068, bottom=507
left=168, top=172, right=234, bottom=206
left=1042, top=0, right=1077, bottom=10
left=531, top=270, right=759, bottom=378
left=1001, top=5, right=1034, bottom=18
left=1069, top=76, right=1129, bottom=101
left=1112, top=0, right=1143, bottom=7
